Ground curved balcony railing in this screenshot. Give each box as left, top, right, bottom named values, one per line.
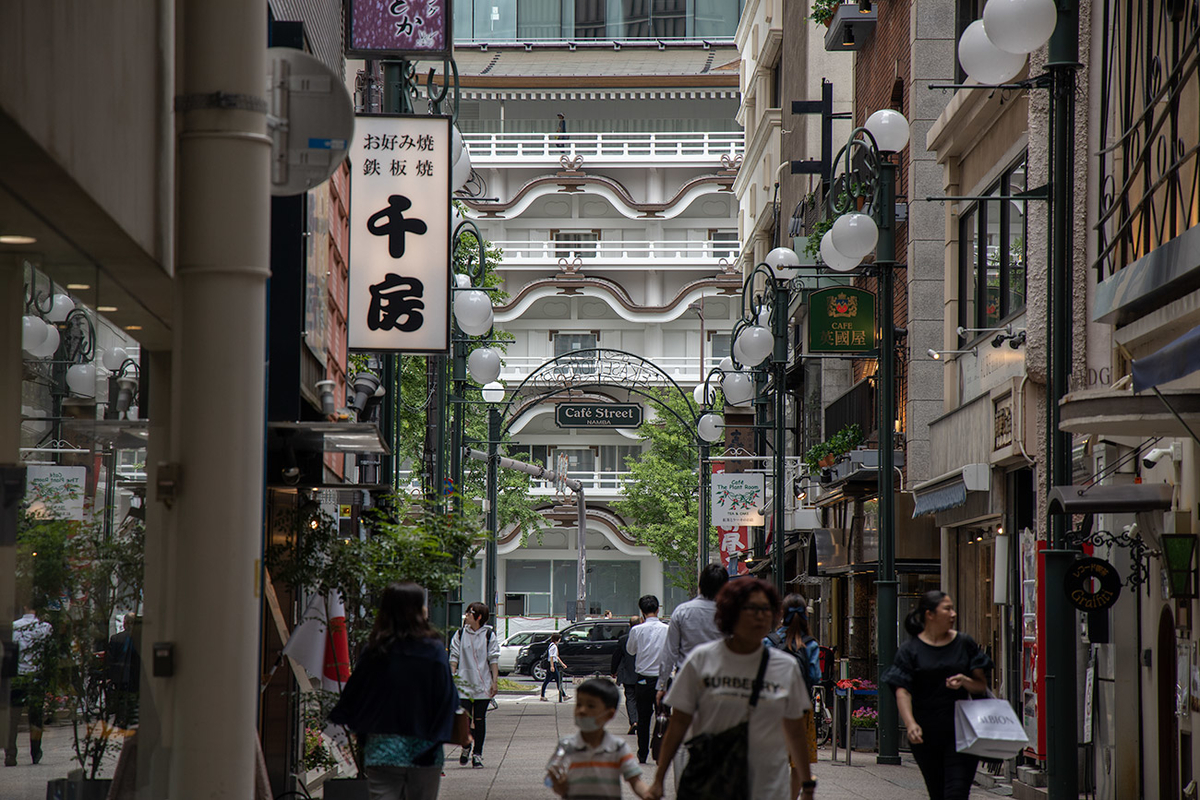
left=529, top=470, right=633, bottom=493
left=463, top=131, right=744, bottom=165
left=490, top=239, right=740, bottom=268
left=498, top=355, right=708, bottom=382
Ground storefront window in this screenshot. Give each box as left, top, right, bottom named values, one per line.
left=958, top=155, right=1028, bottom=343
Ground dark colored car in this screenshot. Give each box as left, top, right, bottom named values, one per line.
left=516, top=619, right=631, bottom=681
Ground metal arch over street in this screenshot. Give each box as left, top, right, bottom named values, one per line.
left=493, top=347, right=702, bottom=438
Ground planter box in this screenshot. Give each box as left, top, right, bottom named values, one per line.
left=852, top=727, right=877, bottom=751
left=46, top=778, right=113, bottom=800
left=324, top=778, right=370, bottom=800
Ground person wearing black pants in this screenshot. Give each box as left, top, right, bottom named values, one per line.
left=624, top=595, right=668, bottom=764
left=881, top=590, right=993, bottom=800
left=540, top=634, right=568, bottom=702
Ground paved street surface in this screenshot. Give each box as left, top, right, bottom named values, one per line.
left=0, top=683, right=1009, bottom=798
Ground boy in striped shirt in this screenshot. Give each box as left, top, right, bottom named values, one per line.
left=546, top=678, right=649, bottom=799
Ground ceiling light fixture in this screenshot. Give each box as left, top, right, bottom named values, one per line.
left=0, top=234, right=37, bottom=245
left=98, top=306, right=118, bottom=313
left=67, top=283, right=91, bottom=290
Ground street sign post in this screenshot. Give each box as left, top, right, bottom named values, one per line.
left=554, top=403, right=643, bottom=428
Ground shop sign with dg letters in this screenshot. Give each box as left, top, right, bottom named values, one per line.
left=348, top=115, right=451, bottom=353
left=807, top=287, right=876, bottom=354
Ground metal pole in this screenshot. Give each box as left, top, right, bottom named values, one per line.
left=450, top=345, right=465, bottom=509
left=577, top=489, right=588, bottom=618
left=772, top=278, right=790, bottom=596
left=699, top=441, right=711, bottom=568
left=875, top=158, right=900, bottom=765
left=486, top=408, right=500, bottom=610
left=1045, top=1, right=1079, bottom=796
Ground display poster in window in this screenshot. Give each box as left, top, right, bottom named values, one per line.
left=348, top=115, right=451, bottom=353
left=25, top=465, right=88, bottom=522
left=807, top=287, right=876, bottom=353
left=345, top=0, right=451, bottom=58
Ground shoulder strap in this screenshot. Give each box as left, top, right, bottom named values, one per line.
left=765, top=631, right=784, bottom=649
left=749, top=647, right=771, bottom=708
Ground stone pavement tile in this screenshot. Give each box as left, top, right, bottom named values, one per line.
left=1, top=720, right=119, bottom=800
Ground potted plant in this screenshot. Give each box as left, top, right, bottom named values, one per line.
left=17, top=489, right=145, bottom=798
left=850, top=706, right=879, bottom=750
left=827, top=424, right=864, bottom=463
left=810, top=0, right=842, bottom=27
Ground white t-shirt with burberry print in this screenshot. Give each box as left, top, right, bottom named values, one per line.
left=664, top=639, right=810, bottom=799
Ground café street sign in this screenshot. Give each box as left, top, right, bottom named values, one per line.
left=808, top=287, right=876, bottom=354
left=555, top=403, right=643, bottom=429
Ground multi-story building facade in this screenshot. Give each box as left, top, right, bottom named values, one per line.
left=446, top=5, right=749, bottom=622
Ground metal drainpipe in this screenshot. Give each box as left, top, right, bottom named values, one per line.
left=172, top=0, right=271, bottom=795
left=773, top=279, right=790, bottom=597
left=486, top=408, right=500, bottom=610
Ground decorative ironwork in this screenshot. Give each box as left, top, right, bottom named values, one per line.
left=1095, top=0, right=1200, bottom=281
left=559, top=154, right=585, bottom=172
left=1064, top=526, right=1155, bottom=590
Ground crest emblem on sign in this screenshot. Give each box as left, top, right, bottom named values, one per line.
left=827, top=292, right=858, bottom=318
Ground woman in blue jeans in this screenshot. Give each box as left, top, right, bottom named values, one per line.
left=882, top=591, right=993, bottom=800
left=540, top=633, right=569, bottom=701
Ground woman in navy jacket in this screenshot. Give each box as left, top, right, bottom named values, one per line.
left=330, top=582, right=460, bottom=800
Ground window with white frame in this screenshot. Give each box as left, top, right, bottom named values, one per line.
left=959, top=156, right=1027, bottom=342
left=709, top=230, right=738, bottom=259
left=553, top=231, right=599, bottom=259
left=553, top=332, right=599, bottom=373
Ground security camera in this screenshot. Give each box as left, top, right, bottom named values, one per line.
left=1142, top=444, right=1179, bottom=469
left=315, top=380, right=337, bottom=415
left=348, top=372, right=382, bottom=414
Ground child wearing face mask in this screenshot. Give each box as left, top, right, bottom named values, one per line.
left=545, top=678, right=650, bottom=799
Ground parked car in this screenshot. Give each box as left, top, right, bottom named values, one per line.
left=497, top=630, right=556, bottom=675
left=515, top=619, right=632, bottom=681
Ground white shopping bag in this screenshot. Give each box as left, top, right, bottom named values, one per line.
left=954, top=697, right=1029, bottom=759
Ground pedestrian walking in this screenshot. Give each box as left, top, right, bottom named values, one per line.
left=329, top=583, right=460, bottom=800
left=625, top=594, right=668, bottom=763
left=646, top=578, right=815, bottom=800
left=5, top=604, right=51, bottom=766
left=881, top=590, right=993, bottom=800
left=450, top=601, right=501, bottom=768
left=764, top=593, right=822, bottom=769
left=611, top=617, right=641, bottom=733
left=544, top=677, right=650, bottom=799
left=105, top=613, right=140, bottom=730
left=554, top=113, right=567, bottom=149
left=540, top=633, right=569, bottom=702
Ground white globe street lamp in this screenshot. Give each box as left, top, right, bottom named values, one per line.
left=958, top=19, right=1026, bottom=84
left=982, top=0, right=1057, bottom=55
left=66, top=363, right=97, bottom=397
left=28, top=324, right=60, bottom=358
left=864, top=109, right=911, bottom=153
left=764, top=246, right=801, bottom=279
left=454, top=289, right=494, bottom=336
left=697, top=413, right=723, bottom=443
left=47, top=293, right=75, bottom=323
left=831, top=212, right=879, bottom=260
left=820, top=230, right=861, bottom=272
left=22, top=316, right=48, bottom=353
left=468, top=347, right=502, bottom=384
left=102, top=346, right=129, bottom=372
left=736, top=326, right=775, bottom=367
left=693, top=382, right=716, bottom=406
left=721, top=370, right=754, bottom=406
left=481, top=381, right=505, bottom=404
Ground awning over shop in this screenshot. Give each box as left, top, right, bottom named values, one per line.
left=268, top=422, right=391, bottom=454
left=1132, top=323, right=1200, bottom=393
left=911, top=463, right=989, bottom=518
left=1046, top=483, right=1173, bottom=515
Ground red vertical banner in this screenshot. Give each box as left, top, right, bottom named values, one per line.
left=1021, top=527, right=1046, bottom=758
left=712, top=462, right=749, bottom=575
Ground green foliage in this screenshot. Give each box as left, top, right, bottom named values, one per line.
left=614, top=390, right=713, bottom=592
left=16, top=497, right=144, bottom=779
left=810, top=0, right=841, bottom=25
left=266, top=492, right=480, bottom=650
left=804, top=423, right=864, bottom=474
left=804, top=217, right=834, bottom=261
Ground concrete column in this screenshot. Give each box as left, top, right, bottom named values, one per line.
left=171, top=1, right=270, bottom=796
left=137, top=350, right=175, bottom=800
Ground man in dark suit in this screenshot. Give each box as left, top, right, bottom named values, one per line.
left=610, top=616, right=640, bottom=734
left=105, top=614, right=140, bottom=729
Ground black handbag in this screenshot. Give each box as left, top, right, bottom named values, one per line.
left=676, top=648, right=771, bottom=800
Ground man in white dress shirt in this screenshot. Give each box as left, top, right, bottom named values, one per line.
left=625, top=594, right=668, bottom=763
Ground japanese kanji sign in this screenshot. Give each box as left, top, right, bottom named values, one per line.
left=807, top=287, right=876, bottom=354
left=345, top=0, right=451, bottom=58
left=349, top=114, right=451, bottom=353
left=712, top=472, right=765, bottom=528
left=712, top=462, right=750, bottom=575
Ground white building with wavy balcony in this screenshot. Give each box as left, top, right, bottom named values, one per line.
left=451, top=34, right=745, bottom=622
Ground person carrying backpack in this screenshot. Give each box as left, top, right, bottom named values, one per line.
left=764, top=594, right=821, bottom=767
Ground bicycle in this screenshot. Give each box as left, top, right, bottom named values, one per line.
left=812, top=682, right=833, bottom=747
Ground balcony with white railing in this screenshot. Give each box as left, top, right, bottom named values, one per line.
left=528, top=470, right=633, bottom=497
left=497, top=355, right=708, bottom=384
left=490, top=239, right=740, bottom=270
left=463, top=131, right=743, bottom=167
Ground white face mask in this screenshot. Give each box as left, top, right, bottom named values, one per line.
left=573, top=715, right=602, bottom=733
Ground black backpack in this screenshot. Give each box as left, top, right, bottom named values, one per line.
left=765, top=632, right=818, bottom=694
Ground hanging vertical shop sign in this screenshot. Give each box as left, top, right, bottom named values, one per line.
left=712, top=463, right=751, bottom=575
left=712, top=472, right=765, bottom=527
left=348, top=115, right=451, bottom=353
left=807, top=287, right=876, bottom=353
left=345, top=0, right=452, bottom=59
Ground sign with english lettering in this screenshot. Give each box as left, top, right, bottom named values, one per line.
left=1062, top=557, right=1122, bottom=611
left=554, top=403, right=643, bottom=429
left=712, top=472, right=765, bottom=528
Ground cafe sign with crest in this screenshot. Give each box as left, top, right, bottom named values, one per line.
left=807, top=287, right=876, bottom=354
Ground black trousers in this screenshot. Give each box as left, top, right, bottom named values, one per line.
left=634, top=676, right=658, bottom=762
left=541, top=666, right=566, bottom=700
left=910, top=729, right=980, bottom=800
left=622, top=683, right=638, bottom=725
left=460, top=699, right=489, bottom=755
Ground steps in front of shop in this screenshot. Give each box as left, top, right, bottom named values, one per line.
left=1012, top=766, right=1047, bottom=800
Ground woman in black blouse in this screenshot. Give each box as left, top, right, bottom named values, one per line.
left=881, top=590, right=993, bottom=800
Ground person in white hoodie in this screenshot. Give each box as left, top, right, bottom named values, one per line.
left=449, top=601, right=501, bottom=768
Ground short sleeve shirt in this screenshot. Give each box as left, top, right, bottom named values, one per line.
left=664, top=639, right=810, bottom=799
left=881, top=632, right=993, bottom=735
left=557, top=732, right=641, bottom=799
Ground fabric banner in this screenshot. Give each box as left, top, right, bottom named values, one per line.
left=283, top=590, right=351, bottom=693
